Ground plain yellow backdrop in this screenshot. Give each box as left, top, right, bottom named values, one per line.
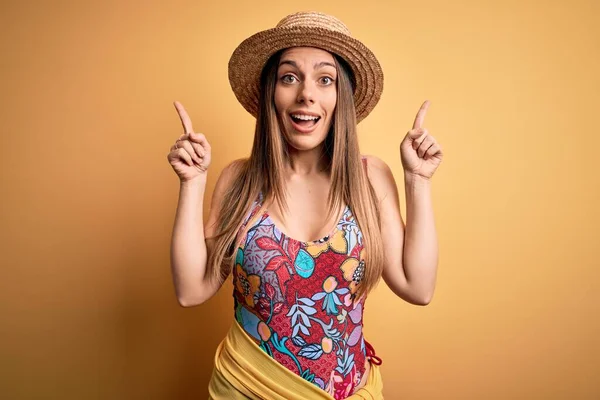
left=1, top=0, right=598, bottom=398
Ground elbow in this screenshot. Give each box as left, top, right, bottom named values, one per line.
left=175, top=276, right=222, bottom=307
left=392, top=286, right=433, bottom=306
left=414, top=291, right=434, bottom=306
left=414, top=297, right=432, bottom=306
left=176, top=292, right=207, bottom=308
left=410, top=278, right=437, bottom=306
left=177, top=297, right=202, bottom=307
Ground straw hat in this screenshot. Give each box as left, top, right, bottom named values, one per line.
left=228, top=11, right=384, bottom=123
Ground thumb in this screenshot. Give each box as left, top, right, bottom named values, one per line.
left=408, top=128, right=425, bottom=140
left=402, top=128, right=424, bottom=147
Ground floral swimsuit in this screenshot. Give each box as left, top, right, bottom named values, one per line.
left=232, top=180, right=382, bottom=399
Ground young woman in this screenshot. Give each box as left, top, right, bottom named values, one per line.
left=167, top=11, right=442, bottom=400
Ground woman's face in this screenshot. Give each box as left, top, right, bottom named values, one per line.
left=274, top=47, right=337, bottom=151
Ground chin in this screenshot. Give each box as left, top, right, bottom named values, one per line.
left=284, top=132, right=329, bottom=151
left=285, top=136, right=325, bottom=152
left=282, top=120, right=331, bottom=149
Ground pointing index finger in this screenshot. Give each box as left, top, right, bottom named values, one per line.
left=174, top=101, right=194, bottom=134
left=412, top=100, right=430, bottom=130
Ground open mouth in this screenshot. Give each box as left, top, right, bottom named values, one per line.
left=290, top=114, right=321, bottom=129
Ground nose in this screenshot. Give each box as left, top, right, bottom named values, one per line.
left=296, top=81, right=315, bottom=105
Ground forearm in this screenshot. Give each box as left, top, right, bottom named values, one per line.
left=402, top=172, right=439, bottom=302
left=170, top=175, right=209, bottom=303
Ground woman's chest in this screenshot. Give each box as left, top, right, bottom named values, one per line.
left=235, top=197, right=366, bottom=305
left=271, top=185, right=339, bottom=241
left=265, top=200, right=347, bottom=244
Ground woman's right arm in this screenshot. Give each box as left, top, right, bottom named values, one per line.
left=167, top=100, right=239, bottom=307
left=170, top=161, right=240, bottom=307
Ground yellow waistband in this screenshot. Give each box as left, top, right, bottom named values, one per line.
left=208, top=320, right=383, bottom=400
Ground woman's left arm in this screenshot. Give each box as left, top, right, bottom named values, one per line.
left=367, top=100, right=443, bottom=305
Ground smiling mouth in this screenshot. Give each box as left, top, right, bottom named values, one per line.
left=290, top=114, right=321, bottom=129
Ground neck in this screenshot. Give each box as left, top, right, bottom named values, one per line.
left=285, top=144, right=330, bottom=176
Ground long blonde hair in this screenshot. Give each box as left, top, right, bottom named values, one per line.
left=207, top=49, right=384, bottom=300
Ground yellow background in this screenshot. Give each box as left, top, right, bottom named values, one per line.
left=1, top=0, right=598, bottom=398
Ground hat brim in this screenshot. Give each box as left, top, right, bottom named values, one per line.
left=228, top=26, right=383, bottom=123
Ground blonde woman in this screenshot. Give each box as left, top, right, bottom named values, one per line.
left=167, top=11, right=443, bottom=400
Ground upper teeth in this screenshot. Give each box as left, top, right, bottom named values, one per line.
left=291, top=114, right=319, bottom=121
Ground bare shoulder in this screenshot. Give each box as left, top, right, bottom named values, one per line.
left=362, top=154, right=397, bottom=203
left=206, top=158, right=248, bottom=234
left=222, top=157, right=247, bottom=179
left=214, top=158, right=248, bottom=192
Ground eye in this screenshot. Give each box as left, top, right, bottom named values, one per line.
left=281, top=74, right=297, bottom=84
left=320, top=76, right=335, bottom=85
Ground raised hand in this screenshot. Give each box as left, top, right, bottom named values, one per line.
left=399, top=100, right=443, bottom=180
left=167, top=101, right=212, bottom=182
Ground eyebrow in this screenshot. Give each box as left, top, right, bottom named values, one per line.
left=278, top=60, right=336, bottom=70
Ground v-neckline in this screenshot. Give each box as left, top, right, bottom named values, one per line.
left=257, top=193, right=348, bottom=245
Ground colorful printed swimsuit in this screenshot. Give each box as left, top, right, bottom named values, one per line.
left=232, top=185, right=382, bottom=399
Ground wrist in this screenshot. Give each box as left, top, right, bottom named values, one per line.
left=404, top=171, right=430, bottom=185
left=180, top=173, right=208, bottom=188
